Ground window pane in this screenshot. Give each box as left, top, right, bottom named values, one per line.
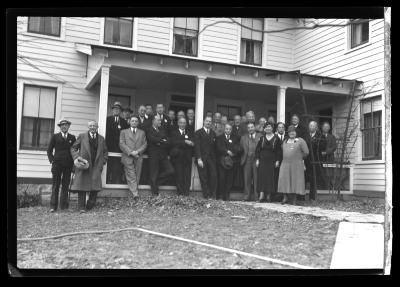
left=361, top=21, right=369, bottom=43
left=173, top=27, right=186, bottom=36
left=372, top=97, right=381, bottom=112
left=37, top=118, right=54, bottom=149
left=241, top=18, right=252, bottom=39
left=240, top=39, right=247, bottom=62
left=28, top=17, right=41, bottom=32
left=252, top=18, right=263, bottom=41
left=253, top=41, right=262, bottom=64
left=185, top=29, right=197, bottom=37
left=351, top=23, right=362, bottom=48
left=104, top=18, right=119, bottom=44
left=362, top=129, right=374, bottom=158
left=173, top=34, right=185, bottom=54
left=364, top=113, right=372, bottom=129
left=186, top=37, right=197, bottom=55
left=119, top=19, right=132, bottom=46
left=39, top=87, right=56, bottom=118
left=20, top=117, right=36, bottom=148
left=361, top=100, right=372, bottom=114
left=174, top=18, right=187, bottom=29
left=23, top=86, right=40, bottom=117
left=186, top=18, right=199, bottom=31
left=373, top=111, right=382, bottom=128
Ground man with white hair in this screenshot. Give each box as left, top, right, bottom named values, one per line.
left=304, top=120, right=326, bottom=201
left=70, top=120, right=108, bottom=212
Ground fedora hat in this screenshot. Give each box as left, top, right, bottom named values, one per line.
left=74, top=157, right=89, bottom=170
left=221, top=155, right=234, bottom=169
left=57, top=118, right=71, bottom=126
left=112, top=101, right=122, bottom=109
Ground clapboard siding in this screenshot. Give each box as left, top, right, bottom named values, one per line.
left=353, top=163, right=386, bottom=192
left=65, top=17, right=101, bottom=44
left=136, top=18, right=171, bottom=55
left=201, top=18, right=238, bottom=64
left=265, top=18, right=295, bottom=71
left=17, top=18, right=99, bottom=179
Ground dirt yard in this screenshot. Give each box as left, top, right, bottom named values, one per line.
left=17, top=196, right=340, bottom=269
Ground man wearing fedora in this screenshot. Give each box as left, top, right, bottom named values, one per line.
left=122, top=107, right=133, bottom=124
left=70, top=120, right=108, bottom=212
left=106, top=101, right=129, bottom=184
left=47, top=118, right=76, bottom=212
left=169, top=117, right=194, bottom=196
left=216, top=123, right=240, bottom=201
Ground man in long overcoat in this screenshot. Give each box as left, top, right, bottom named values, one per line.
left=70, top=120, right=108, bottom=212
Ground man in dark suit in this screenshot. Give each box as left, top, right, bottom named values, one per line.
left=169, top=117, right=194, bottom=196
left=120, top=115, right=147, bottom=199
left=186, top=108, right=195, bottom=134
left=216, top=123, right=240, bottom=201
left=137, top=105, right=152, bottom=132
left=146, top=115, right=175, bottom=196
left=154, top=103, right=171, bottom=134
left=321, top=122, right=337, bottom=163
left=168, top=109, right=177, bottom=129
left=232, top=115, right=246, bottom=137
left=105, top=101, right=129, bottom=184
left=304, top=121, right=327, bottom=201
left=194, top=115, right=218, bottom=199
left=274, top=122, right=288, bottom=200
left=47, top=118, right=76, bottom=212
left=290, top=114, right=307, bottom=140
left=240, top=122, right=262, bottom=201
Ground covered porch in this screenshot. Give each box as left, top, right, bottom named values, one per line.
left=83, top=45, right=360, bottom=196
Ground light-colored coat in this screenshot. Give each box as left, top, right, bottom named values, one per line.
left=240, top=132, right=262, bottom=165
left=119, top=128, right=147, bottom=164
left=70, top=132, right=108, bottom=192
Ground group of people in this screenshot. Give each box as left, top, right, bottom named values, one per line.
left=47, top=100, right=337, bottom=213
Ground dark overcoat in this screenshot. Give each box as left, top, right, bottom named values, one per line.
left=70, top=132, right=108, bottom=192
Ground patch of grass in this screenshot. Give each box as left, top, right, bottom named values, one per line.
left=17, top=196, right=339, bottom=269
left=17, top=184, right=41, bottom=208
left=300, top=198, right=384, bottom=214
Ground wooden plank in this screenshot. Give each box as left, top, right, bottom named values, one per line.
left=353, top=179, right=385, bottom=186
left=353, top=184, right=385, bottom=191
left=354, top=164, right=385, bottom=169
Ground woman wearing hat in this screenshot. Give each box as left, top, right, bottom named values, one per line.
left=277, top=125, right=309, bottom=205
left=255, top=122, right=281, bottom=202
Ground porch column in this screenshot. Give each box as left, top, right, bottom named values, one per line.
left=277, top=86, right=287, bottom=123
left=195, top=76, right=207, bottom=130
left=98, top=64, right=111, bottom=137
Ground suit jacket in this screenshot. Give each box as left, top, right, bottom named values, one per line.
left=155, top=113, right=171, bottom=132
left=211, top=122, right=224, bottom=137
left=47, top=132, right=76, bottom=166
left=138, top=115, right=152, bottom=132
left=304, top=132, right=327, bottom=164
left=194, top=128, right=217, bottom=161
left=294, top=124, right=308, bottom=140
left=146, top=126, right=170, bottom=157
left=119, top=128, right=147, bottom=166
left=169, top=128, right=194, bottom=163
left=106, top=115, right=129, bottom=152
left=70, top=132, right=108, bottom=191
left=275, top=132, right=289, bottom=162
left=322, top=133, right=337, bottom=162
left=240, top=132, right=262, bottom=165
left=231, top=124, right=246, bottom=138
left=187, top=118, right=195, bottom=133
left=216, top=134, right=241, bottom=164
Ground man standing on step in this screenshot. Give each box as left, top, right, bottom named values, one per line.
left=47, top=118, right=76, bottom=212
left=195, top=115, right=217, bottom=199
left=120, top=115, right=147, bottom=200
left=146, top=115, right=175, bottom=196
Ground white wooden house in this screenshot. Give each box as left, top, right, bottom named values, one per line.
left=16, top=17, right=386, bottom=198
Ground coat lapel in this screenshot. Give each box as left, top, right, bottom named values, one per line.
left=83, top=133, right=91, bottom=162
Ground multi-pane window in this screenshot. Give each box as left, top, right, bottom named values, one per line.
left=28, top=17, right=61, bottom=37
left=240, top=18, right=263, bottom=66
left=173, top=18, right=199, bottom=57
left=20, top=85, right=57, bottom=150
left=104, top=17, right=133, bottom=47
left=217, top=105, right=242, bottom=122
left=361, top=96, right=382, bottom=160
left=349, top=19, right=369, bottom=49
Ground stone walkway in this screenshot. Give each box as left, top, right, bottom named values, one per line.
left=232, top=201, right=385, bottom=269
left=232, top=201, right=384, bottom=224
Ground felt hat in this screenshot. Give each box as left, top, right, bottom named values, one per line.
left=57, top=118, right=71, bottom=126
left=112, top=101, right=122, bottom=109
left=74, top=157, right=89, bottom=170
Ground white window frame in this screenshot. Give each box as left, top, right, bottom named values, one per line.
left=17, top=78, right=63, bottom=155
left=20, top=16, right=66, bottom=42
left=238, top=17, right=265, bottom=67
left=99, top=17, right=137, bottom=50
left=344, top=18, right=372, bottom=55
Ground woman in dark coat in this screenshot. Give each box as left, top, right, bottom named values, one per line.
left=255, top=123, right=282, bottom=202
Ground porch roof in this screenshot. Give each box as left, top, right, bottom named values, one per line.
left=83, top=43, right=364, bottom=95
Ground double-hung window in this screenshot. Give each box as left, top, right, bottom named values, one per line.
left=20, top=85, right=57, bottom=150
left=27, top=17, right=61, bottom=37
left=360, top=96, right=382, bottom=160
left=349, top=19, right=370, bottom=49
left=104, top=17, right=133, bottom=47
left=173, top=18, right=199, bottom=57
left=240, top=18, right=263, bottom=66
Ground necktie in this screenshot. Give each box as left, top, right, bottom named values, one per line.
left=132, top=128, right=136, bottom=134
left=206, top=128, right=209, bottom=135
left=91, top=133, right=95, bottom=139
left=182, top=130, right=185, bottom=135
left=63, top=133, right=67, bottom=140
left=115, top=116, right=118, bottom=123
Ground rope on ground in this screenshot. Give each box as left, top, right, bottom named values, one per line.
left=17, top=226, right=315, bottom=269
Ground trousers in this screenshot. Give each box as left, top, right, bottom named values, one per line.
left=50, top=163, right=72, bottom=210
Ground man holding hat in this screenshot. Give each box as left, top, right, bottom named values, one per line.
left=47, top=118, right=76, bottom=212
left=106, top=101, right=129, bottom=184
